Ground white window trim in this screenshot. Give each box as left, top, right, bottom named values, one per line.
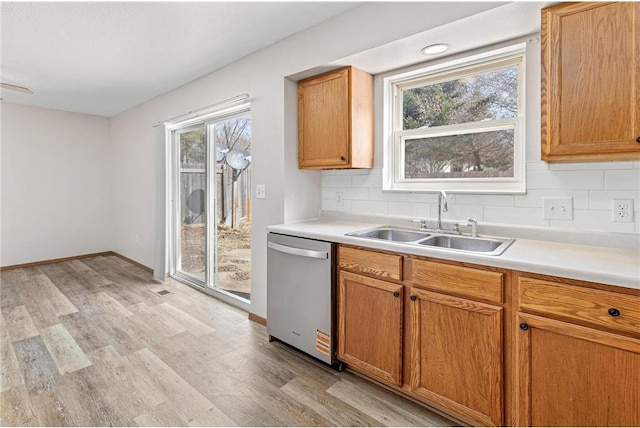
left=165, top=102, right=251, bottom=131
left=383, top=43, right=527, bottom=194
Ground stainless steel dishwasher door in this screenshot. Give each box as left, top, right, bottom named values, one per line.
left=267, top=233, right=334, bottom=365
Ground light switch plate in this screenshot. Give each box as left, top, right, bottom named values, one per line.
left=543, top=197, right=573, bottom=220
left=256, top=184, right=266, bottom=199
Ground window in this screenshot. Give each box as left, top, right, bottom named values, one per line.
left=384, top=44, right=526, bottom=193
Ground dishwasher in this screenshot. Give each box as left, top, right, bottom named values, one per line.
left=267, top=232, right=344, bottom=371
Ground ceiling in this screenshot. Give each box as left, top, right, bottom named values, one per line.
left=331, top=1, right=551, bottom=76
left=0, top=1, right=361, bottom=117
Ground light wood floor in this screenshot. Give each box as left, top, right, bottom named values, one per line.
left=0, top=255, right=453, bottom=426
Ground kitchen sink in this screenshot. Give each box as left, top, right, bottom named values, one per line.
left=346, top=226, right=514, bottom=256
left=417, top=235, right=514, bottom=256
left=346, top=226, right=431, bottom=242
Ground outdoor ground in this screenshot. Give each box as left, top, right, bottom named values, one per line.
left=181, top=221, right=251, bottom=299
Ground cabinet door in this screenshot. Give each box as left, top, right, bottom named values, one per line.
left=516, top=313, right=640, bottom=426
left=408, top=288, right=503, bottom=426
left=338, top=270, right=403, bottom=385
left=298, top=68, right=350, bottom=168
left=542, top=2, right=640, bottom=161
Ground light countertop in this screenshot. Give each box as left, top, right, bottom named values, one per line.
left=267, top=215, right=640, bottom=291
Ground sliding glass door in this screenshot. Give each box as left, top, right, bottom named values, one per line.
left=169, top=108, right=251, bottom=309
left=174, top=125, right=207, bottom=283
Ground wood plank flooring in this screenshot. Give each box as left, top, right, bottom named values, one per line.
left=0, top=255, right=453, bottom=426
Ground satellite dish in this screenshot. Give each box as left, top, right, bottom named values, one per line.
left=215, top=144, right=229, bottom=162
left=184, top=188, right=205, bottom=224
left=225, top=149, right=251, bottom=170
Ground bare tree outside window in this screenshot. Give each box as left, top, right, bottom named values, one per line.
left=214, top=117, right=251, bottom=225
left=404, top=130, right=515, bottom=178
left=401, top=65, right=518, bottom=179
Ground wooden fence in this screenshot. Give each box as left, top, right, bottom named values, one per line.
left=180, top=164, right=250, bottom=227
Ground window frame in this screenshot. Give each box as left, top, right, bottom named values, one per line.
left=383, top=43, right=527, bottom=194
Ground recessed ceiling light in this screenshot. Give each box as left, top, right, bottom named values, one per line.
left=421, top=44, right=450, bottom=55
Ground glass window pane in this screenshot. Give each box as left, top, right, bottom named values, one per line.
left=403, top=65, right=518, bottom=130
left=180, top=172, right=206, bottom=281
left=180, top=128, right=205, bottom=169
left=214, top=116, right=251, bottom=150
left=213, top=115, right=251, bottom=301
left=404, top=129, right=514, bottom=179
left=178, top=126, right=206, bottom=282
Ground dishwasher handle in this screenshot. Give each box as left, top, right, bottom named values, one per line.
left=268, top=241, right=328, bottom=259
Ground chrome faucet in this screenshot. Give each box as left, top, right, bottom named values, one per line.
left=437, top=190, right=448, bottom=231
left=412, top=191, right=461, bottom=235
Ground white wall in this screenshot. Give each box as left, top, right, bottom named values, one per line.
left=321, top=37, right=640, bottom=235
left=4, top=2, right=638, bottom=319
left=109, top=2, right=504, bottom=318
left=0, top=103, right=112, bottom=266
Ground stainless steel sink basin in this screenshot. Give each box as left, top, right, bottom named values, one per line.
left=346, top=226, right=514, bottom=256
left=417, top=235, right=514, bottom=256
left=346, top=227, right=431, bottom=242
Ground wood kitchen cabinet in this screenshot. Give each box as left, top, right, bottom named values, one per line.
left=336, top=244, right=639, bottom=426
left=515, top=275, right=640, bottom=426
left=337, top=247, right=404, bottom=385
left=337, top=270, right=403, bottom=386
left=406, top=259, right=505, bottom=426
left=407, top=289, right=503, bottom=426
left=337, top=246, right=507, bottom=426
left=541, top=2, right=640, bottom=162
left=298, top=66, right=373, bottom=169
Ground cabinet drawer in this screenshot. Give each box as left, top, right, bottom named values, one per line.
left=407, top=259, right=503, bottom=304
left=338, top=246, right=402, bottom=281
left=518, top=276, right=640, bottom=336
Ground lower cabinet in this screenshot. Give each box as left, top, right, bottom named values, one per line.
left=515, top=314, right=640, bottom=426
left=408, top=288, right=503, bottom=426
left=515, top=275, right=640, bottom=426
left=336, top=245, right=640, bottom=426
left=337, top=270, right=403, bottom=386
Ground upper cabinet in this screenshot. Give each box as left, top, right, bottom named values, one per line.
left=541, top=2, right=640, bottom=162
left=298, top=66, right=373, bottom=169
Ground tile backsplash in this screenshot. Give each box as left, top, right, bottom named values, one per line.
left=321, top=161, right=640, bottom=234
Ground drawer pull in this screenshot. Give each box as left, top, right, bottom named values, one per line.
left=410, top=295, right=417, bottom=301
left=393, top=291, right=400, bottom=298
left=608, top=307, right=621, bottom=317
left=519, top=323, right=529, bottom=331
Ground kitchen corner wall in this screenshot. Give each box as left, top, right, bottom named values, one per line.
left=0, top=103, right=112, bottom=266
left=321, top=38, right=640, bottom=235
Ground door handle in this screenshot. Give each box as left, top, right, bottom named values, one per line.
left=268, top=242, right=328, bottom=259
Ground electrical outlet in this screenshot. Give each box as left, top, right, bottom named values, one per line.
left=336, top=191, right=344, bottom=207
left=256, top=184, right=266, bottom=199
left=612, top=199, right=634, bottom=223
left=543, top=197, right=573, bottom=220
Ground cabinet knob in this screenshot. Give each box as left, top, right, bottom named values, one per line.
left=410, top=295, right=417, bottom=301
left=519, top=323, right=529, bottom=331
left=636, top=136, right=640, bottom=143
left=608, top=307, right=621, bottom=317
left=340, top=156, right=346, bottom=161
left=393, top=291, right=400, bottom=298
